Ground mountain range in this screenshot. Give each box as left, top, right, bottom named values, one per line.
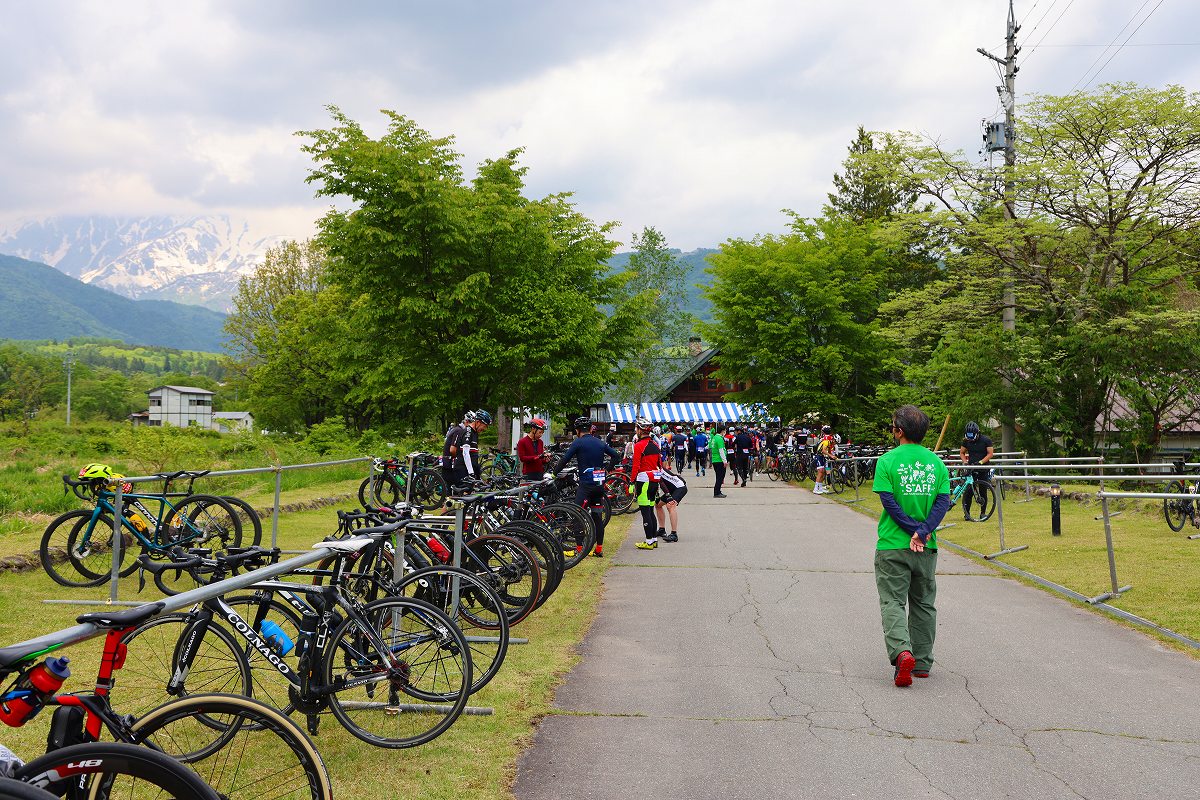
left=0, top=254, right=228, bottom=352
left=0, top=215, right=282, bottom=312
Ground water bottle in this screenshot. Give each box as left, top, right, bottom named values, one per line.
left=426, top=536, right=451, bottom=563
left=259, top=620, right=295, bottom=657
left=0, top=656, right=70, bottom=726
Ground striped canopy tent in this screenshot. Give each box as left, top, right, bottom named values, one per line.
left=605, top=402, right=776, bottom=424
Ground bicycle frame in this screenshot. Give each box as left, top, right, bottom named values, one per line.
left=79, top=491, right=208, bottom=555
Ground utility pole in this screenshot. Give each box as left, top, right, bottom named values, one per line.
left=978, top=0, right=1019, bottom=454
left=64, top=347, right=74, bottom=426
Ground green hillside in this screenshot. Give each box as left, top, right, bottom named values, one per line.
left=0, top=254, right=228, bottom=351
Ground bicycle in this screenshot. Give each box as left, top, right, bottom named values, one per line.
left=0, top=603, right=331, bottom=800
left=1163, top=479, right=1200, bottom=531
left=119, top=526, right=473, bottom=749
left=948, top=468, right=996, bottom=522
left=358, top=453, right=448, bottom=510
left=480, top=448, right=519, bottom=479
left=40, top=472, right=243, bottom=589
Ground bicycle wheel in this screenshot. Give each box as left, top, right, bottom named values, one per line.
left=393, top=566, right=510, bottom=694
left=974, top=481, right=998, bottom=522
left=358, top=475, right=402, bottom=509
left=116, top=614, right=253, bottom=719
left=411, top=468, right=448, bottom=508
left=164, top=495, right=243, bottom=556
left=765, top=458, right=779, bottom=482
left=15, top=742, right=220, bottom=800
left=39, top=509, right=109, bottom=588
left=222, top=496, right=263, bottom=546
left=131, top=693, right=331, bottom=800
left=537, top=503, right=596, bottom=570
left=324, top=597, right=471, bottom=749
left=1164, top=481, right=1187, bottom=532
left=491, top=521, right=562, bottom=608
left=604, top=474, right=634, bottom=514
left=825, top=467, right=844, bottom=495
left=462, top=534, right=542, bottom=626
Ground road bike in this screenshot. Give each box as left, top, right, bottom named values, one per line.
left=1163, top=479, right=1200, bottom=531
left=948, top=468, right=996, bottom=522
left=119, top=526, right=473, bottom=749
left=0, top=603, right=331, bottom=800
left=40, top=473, right=243, bottom=588
left=358, top=453, right=448, bottom=509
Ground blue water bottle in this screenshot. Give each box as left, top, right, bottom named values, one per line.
left=259, top=620, right=295, bottom=656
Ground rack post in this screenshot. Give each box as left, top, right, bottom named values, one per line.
left=109, top=483, right=124, bottom=603
left=270, top=466, right=283, bottom=549
left=1089, top=495, right=1132, bottom=604
left=985, top=477, right=1028, bottom=559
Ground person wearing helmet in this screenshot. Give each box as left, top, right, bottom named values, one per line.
left=692, top=424, right=709, bottom=478
left=605, top=423, right=620, bottom=450
left=670, top=425, right=689, bottom=473
left=732, top=425, right=753, bottom=487
left=518, top=418, right=550, bottom=481
left=654, top=458, right=687, bottom=543
left=631, top=416, right=663, bottom=549
left=958, top=421, right=994, bottom=521
left=442, top=412, right=475, bottom=489
left=813, top=425, right=837, bottom=494
left=450, top=409, right=491, bottom=488
left=554, top=417, right=622, bottom=557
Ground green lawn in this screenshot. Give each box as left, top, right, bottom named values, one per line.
left=0, top=484, right=633, bottom=799
left=826, top=479, right=1200, bottom=652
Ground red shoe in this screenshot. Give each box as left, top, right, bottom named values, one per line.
left=894, top=651, right=915, bottom=687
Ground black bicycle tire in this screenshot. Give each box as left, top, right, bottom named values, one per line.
left=15, top=742, right=220, bottom=800
left=411, top=468, right=448, bottom=507
left=974, top=481, right=998, bottom=522
left=0, top=777, right=57, bottom=800
left=393, top=565, right=510, bottom=693
left=324, top=597, right=471, bottom=749
left=538, top=503, right=596, bottom=570
left=221, top=495, right=264, bottom=546
left=67, top=510, right=142, bottom=582
left=40, top=509, right=108, bottom=588
left=491, top=521, right=562, bottom=606
left=115, top=613, right=253, bottom=720
left=1164, top=481, right=1187, bottom=532
left=359, top=475, right=402, bottom=509
left=131, top=692, right=331, bottom=800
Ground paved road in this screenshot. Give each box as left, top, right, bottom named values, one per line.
left=514, top=471, right=1200, bottom=799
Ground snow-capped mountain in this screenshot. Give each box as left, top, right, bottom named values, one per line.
left=0, top=215, right=285, bottom=311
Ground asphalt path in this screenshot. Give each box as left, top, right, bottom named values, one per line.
left=513, top=468, right=1200, bottom=799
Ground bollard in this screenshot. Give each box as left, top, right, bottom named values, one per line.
left=1050, top=483, right=1061, bottom=536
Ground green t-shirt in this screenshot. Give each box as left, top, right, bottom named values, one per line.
left=710, top=434, right=727, bottom=463
left=871, top=443, right=951, bottom=550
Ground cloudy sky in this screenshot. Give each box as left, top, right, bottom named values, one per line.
left=2, top=0, right=1197, bottom=250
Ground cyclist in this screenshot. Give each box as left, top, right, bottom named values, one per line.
left=655, top=459, right=687, bottom=543
left=517, top=418, right=550, bottom=481
left=452, top=409, right=491, bottom=488
left=958, top=421, right=994, bottom=521
left=630, top=416, right=663, bottom=550
left=443, top=411, right=475, bottom=489
left=813, top=425, right=837, bottom=494
left=605, top=423, right=621, bottom=449
left=553, top=416, right=621, bottom=557
left=733, top=425, right=753, bottom=487
left=670, top=425, right=689, bottom=472
left=692, top=425, right=709, bottom=477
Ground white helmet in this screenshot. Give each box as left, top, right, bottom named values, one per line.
left=652, top=426, right=662, bottom=435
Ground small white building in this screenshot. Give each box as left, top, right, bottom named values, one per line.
left=212, top=411, right=255, bottom=433
left=147, top=385, right=215, bottom=428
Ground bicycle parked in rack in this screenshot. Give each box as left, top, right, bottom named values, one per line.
left=359, top=453, right=448, bottom=510
left=1163, top=478, right=1200, bottom=531
left=118, top=525, right=473, bottom=749
left=948, top=468, right=996, bottom=522
left=0, top=603, right=331, bottom=800
left=40, top=468, right=243, bottom=589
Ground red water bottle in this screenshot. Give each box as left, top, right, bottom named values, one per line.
left=426, top=536, right=451, bottom=564
left=1, top=656, right=70, bottom=726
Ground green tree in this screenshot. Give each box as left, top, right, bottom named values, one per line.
left=826, top=126, right=921, bottom=223
left=610, top=226, right=692, bottom=407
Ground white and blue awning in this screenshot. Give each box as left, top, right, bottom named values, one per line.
left=602, top=402, right=776, bottom=424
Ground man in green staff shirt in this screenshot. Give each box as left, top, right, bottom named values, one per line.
left=709, top=423, right=728, bottom=497
left=871, top=405, right=951, bottom=687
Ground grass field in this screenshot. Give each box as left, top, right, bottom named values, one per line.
left=823, top=477, right=1200, bottom=653
left=0, top=482, right=633, bottom=799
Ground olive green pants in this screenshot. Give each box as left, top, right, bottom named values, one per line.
left=874, top=548, right=937, bottom=671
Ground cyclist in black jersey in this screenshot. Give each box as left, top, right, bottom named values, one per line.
left=553, top=416, right=621, bottom=557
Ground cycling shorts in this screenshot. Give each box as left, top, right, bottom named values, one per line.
left=813, top=454, right=828, bottom=470
left=635, top=480, right=659, bottom=507
left=657, top=484, right=687, bottom=505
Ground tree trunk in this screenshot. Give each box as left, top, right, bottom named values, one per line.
left=496, top=405, right=511, bottom=452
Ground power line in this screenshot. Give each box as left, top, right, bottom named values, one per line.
left=1026, top=0, right=1079, bottom=57
left=1069, top=0, right=1154, bottom=92
left=1023, top=0, right=1060, bottom=43
left=1076, top=0, right=1168, bottom=91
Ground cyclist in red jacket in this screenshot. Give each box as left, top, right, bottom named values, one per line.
left=630, top=416, right=662, bottom=551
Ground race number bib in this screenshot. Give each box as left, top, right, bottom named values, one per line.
left=591, top=470, right=606, bottom=483
left=652, top=469, right=663, bottom=480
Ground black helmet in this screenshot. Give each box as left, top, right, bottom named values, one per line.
left=574, top=416, right=592, bottom=430
left=474, top=409, right=493, bottom=425
left=821, top=425, right=831, bottom=434
left=965, top=421, right=980, bottom=434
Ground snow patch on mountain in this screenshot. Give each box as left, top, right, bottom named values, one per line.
left=0, top=215, right=285, bottom=311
